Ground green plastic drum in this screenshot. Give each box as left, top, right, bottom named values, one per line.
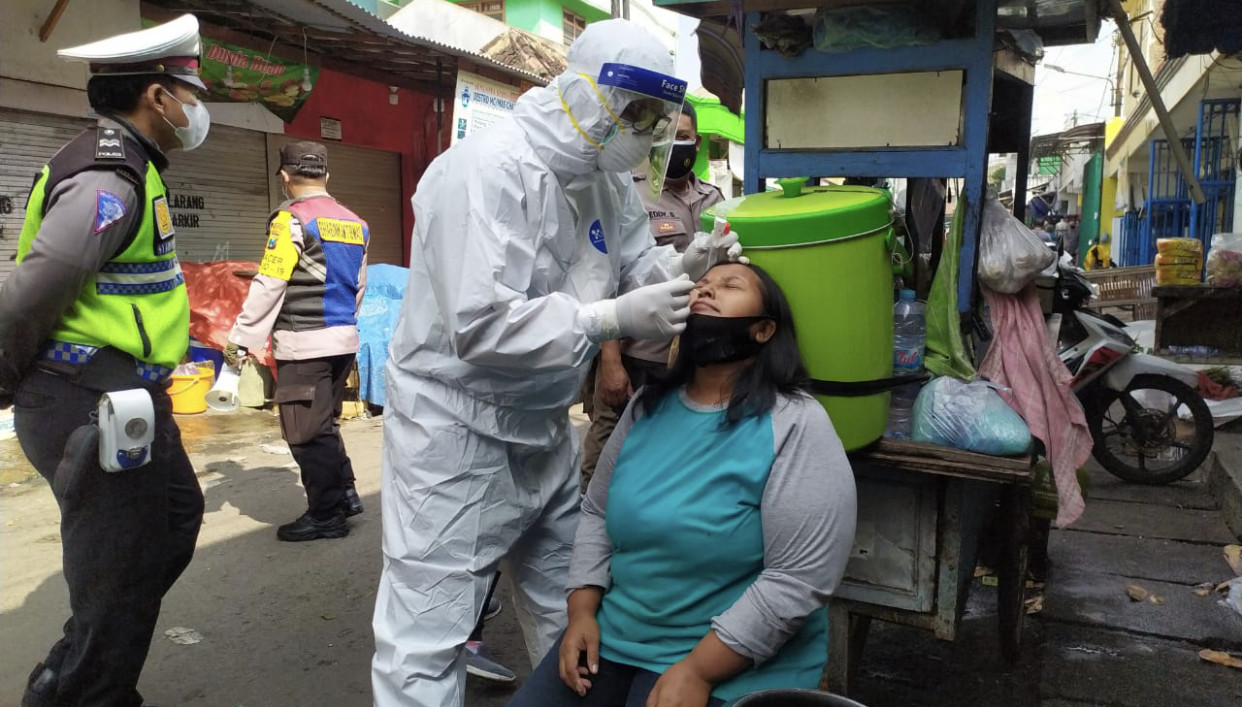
left=703, top=180, right=897, bottom=450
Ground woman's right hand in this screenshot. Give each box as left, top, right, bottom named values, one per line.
left=559, top=591, right=603, bottom=696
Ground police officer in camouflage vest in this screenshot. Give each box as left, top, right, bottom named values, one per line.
left=0, top=15, right=208, bottom=706
left=227, top=141, right=369, bottom=543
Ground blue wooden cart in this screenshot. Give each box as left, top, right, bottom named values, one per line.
left=651, top=0, right=1098, bottom=693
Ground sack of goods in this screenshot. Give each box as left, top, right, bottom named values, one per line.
left=911, top=376, right=1032, bottom=457
left=1155, top=238, right=1203, bottom=285
left=1205, top=233, right=1242, bottom=287
left=977, top=192, right=1055, bottom=293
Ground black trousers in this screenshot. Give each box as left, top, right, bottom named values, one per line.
left=275, top=354, right=356, bottom=519
left=14, top=352, right=204, bottom=707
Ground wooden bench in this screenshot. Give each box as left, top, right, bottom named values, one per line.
left=1085, top=265, right=1157, bottom=320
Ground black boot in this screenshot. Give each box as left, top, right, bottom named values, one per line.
left=277, top=512, right=349, bottom=542
left=21, top=663, right=56, bottom=707
left=341, top=486, right=364, bottom=518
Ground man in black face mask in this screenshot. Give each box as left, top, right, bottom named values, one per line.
left=581, top=101, right=725, bottom=491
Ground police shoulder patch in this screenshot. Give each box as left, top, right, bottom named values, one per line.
left=259, top=211, right=297, bottom=281
left=94, top=190, right=127, bottom=234
left=95, top=128, right=125, bottom=160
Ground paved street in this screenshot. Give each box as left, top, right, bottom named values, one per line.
left=2, top=412, right=1241, bottom=706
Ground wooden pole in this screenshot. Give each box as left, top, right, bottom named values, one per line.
left=39, top=0, right=73, bottom=43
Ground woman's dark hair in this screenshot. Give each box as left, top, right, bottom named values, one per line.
left=87, top=75, right=176, bottom=116
left=638, top=263, right=810, bottom=424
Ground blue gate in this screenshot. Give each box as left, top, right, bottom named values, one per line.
left=1141, top=137, right=1194, bottom=263
left=1189, top=98, right=1239, bottom=252
left=1136, top=98, right=1239, bottom=264
left=1119, top=209, right=1143, bottom=266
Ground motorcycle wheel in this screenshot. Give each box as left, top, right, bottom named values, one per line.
left=1087, top=374, right=1214, bottom=484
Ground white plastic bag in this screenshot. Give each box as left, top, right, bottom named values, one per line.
left=912, top=377, right=1032, bottom=456
left=1206, top=233, right=1242, bottom=287
left=978, top=192, right=1056, bottom=293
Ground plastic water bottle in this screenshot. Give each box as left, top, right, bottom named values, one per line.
left=886, top=290, right=926, bottom=440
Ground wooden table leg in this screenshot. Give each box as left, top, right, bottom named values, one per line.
left=997, top=483, right=1031, bottom=663
left=825, top=602, right=872, bottom=695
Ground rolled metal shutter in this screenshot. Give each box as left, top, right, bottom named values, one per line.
left=160, top=124, right=271, bottom=264
left=0, top=109, right=91, bottom=285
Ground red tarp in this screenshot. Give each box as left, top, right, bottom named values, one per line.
left=181, top=260, right=275, bottom=370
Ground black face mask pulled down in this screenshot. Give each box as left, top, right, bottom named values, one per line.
left=682, top=313, right=770, bottom=365
left=665, top=142, right=698, bottom=181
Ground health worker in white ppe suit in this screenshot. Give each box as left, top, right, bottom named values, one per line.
left=371, top=19, right=742, bottom=707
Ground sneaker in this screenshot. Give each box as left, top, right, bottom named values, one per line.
left=484, top=597, right=502, bottom=622
left=465, top=642, right=516, bottom=683
left=277, top=512, right=349, bottom=542
left=341, top=487, right=364, bottom=518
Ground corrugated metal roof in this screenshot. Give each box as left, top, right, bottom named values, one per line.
left=144, top=0, right=547, bottom=89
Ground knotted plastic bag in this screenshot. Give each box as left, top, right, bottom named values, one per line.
left=977, top=191, right=1055, bottom=294
left=1206, top=233, right=1242, bottom=287
left=912, top=376, right=1032, bottom=456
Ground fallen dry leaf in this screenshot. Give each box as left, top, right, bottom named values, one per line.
left=1226, top=545, right=1242, bottom=576
left=1195, top=587, right=1213, bottom=598
left=1149, top=595, right=1164, bottom=605
left=1199, top=649, right=1242, bottom=670
left=1024, top=596, right=1045, bottom=615
left=1218, top=580, right=1234, bottom=594
left=1126, top=584, right=1150, bottom=602
left=975, top=565, right=993, bottom=579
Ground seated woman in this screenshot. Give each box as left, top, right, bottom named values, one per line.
left=508, top=262, right=857, bottom=707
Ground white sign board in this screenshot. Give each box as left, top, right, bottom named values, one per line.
left=451, top=70, right=522, bottom=145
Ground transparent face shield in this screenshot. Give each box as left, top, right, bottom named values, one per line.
left=595, top=62, right=687, bottom=198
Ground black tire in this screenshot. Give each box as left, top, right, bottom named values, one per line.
left=1087, top=374, right=1215, bottom=484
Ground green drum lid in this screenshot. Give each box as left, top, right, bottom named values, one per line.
left=702, top=179, right=893, bottom=249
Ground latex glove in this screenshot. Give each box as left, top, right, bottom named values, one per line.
left=679, top=230, right=747, bottom=281
left=223, top=341, right=246, bottom=368
left=585, top=275, right=694, bottom=341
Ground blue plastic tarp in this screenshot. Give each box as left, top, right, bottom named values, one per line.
left=356, top=263, right=409, bottom=408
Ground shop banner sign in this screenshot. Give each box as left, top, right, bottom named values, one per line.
left=199, top=37, right=320, bottom=122
left=451, top=70, right=521, bottom=145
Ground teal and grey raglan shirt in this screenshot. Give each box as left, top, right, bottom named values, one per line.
left=568, top=389, right=858, bottom=702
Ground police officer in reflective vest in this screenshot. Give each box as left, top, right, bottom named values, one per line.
left=227, top=142, right=369, bottom=542
left=0, top=15, right=207, bottom=706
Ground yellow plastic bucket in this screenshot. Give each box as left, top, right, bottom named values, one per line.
left=168, top=364, right=213, bottom=415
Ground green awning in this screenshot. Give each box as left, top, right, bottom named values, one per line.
left=686, top=94, right=745, bottom=144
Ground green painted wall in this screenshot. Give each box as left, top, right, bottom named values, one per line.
left=1080, top=151, right=1104, bottom=262
left=503, top=1, right=547, bottom=35
left=451, top=0, right=608, bottom=42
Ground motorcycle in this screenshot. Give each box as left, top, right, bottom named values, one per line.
left=1052, top=263, right=1215, bottom=484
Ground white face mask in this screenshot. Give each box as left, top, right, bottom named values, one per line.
left=161, top=89, right=210, bottom=151
left=597, top=127, right=653, bottom=173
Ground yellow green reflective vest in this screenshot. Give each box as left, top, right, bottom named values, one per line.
left=16, top=128, right=189, bottom=371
